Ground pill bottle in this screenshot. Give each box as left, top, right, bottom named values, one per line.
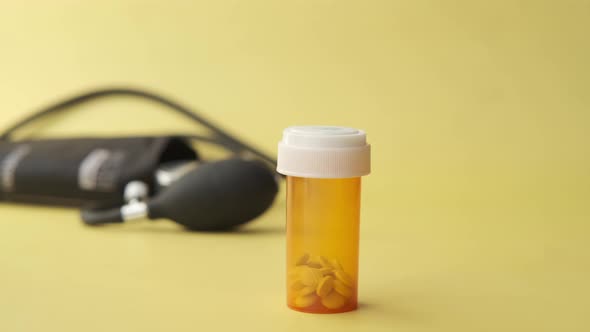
left=277, top=126, right=371, bottom=314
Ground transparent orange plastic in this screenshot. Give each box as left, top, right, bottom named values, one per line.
left=286, top=176, right=361, bottom=314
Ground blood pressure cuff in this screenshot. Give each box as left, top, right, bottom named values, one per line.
left=0, top=136, right=198, bottom=208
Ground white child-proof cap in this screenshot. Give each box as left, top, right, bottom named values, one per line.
left=277, top=126, right=371, bottom=178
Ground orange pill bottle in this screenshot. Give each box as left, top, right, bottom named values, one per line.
left=277, top=126, right=371, bottom=314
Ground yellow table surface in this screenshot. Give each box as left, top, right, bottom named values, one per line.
left=1, top=1, right=589, bottom=331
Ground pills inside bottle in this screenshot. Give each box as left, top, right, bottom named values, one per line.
left=277, top=126, right=371, bottom=314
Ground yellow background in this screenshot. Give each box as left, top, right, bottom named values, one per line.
left=0, top=1, right=589, bottom=331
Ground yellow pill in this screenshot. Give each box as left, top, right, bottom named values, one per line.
left=299, top=286, right=316, bottom=297
left=294, top=265, right=309, bottom=273
left=318, top=256, right=333, bottom=269
left=291, top=265, right=308, bottom=279
left=331, top=259, right=344, bottom=271
left=307, top=261, right=322, bottom=269
left=288, top=270, right=299, bottom=280
left=316, top=276, right=334, bottom=298
left=333, top=279, right=353, bottom=298
left=334, top=270, right=354, bottom=288
left=296, top=253, right=310, bottom=266
left=321, top=291, right=346, bottom=309
left=295, top=294, right=318, bottom=308
left=300, top=267, right=322, bottom=287
left=290, top=280, right=305, bottom=291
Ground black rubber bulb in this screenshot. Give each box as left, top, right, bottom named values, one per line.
left=147, top=158, right=278, bottom=231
